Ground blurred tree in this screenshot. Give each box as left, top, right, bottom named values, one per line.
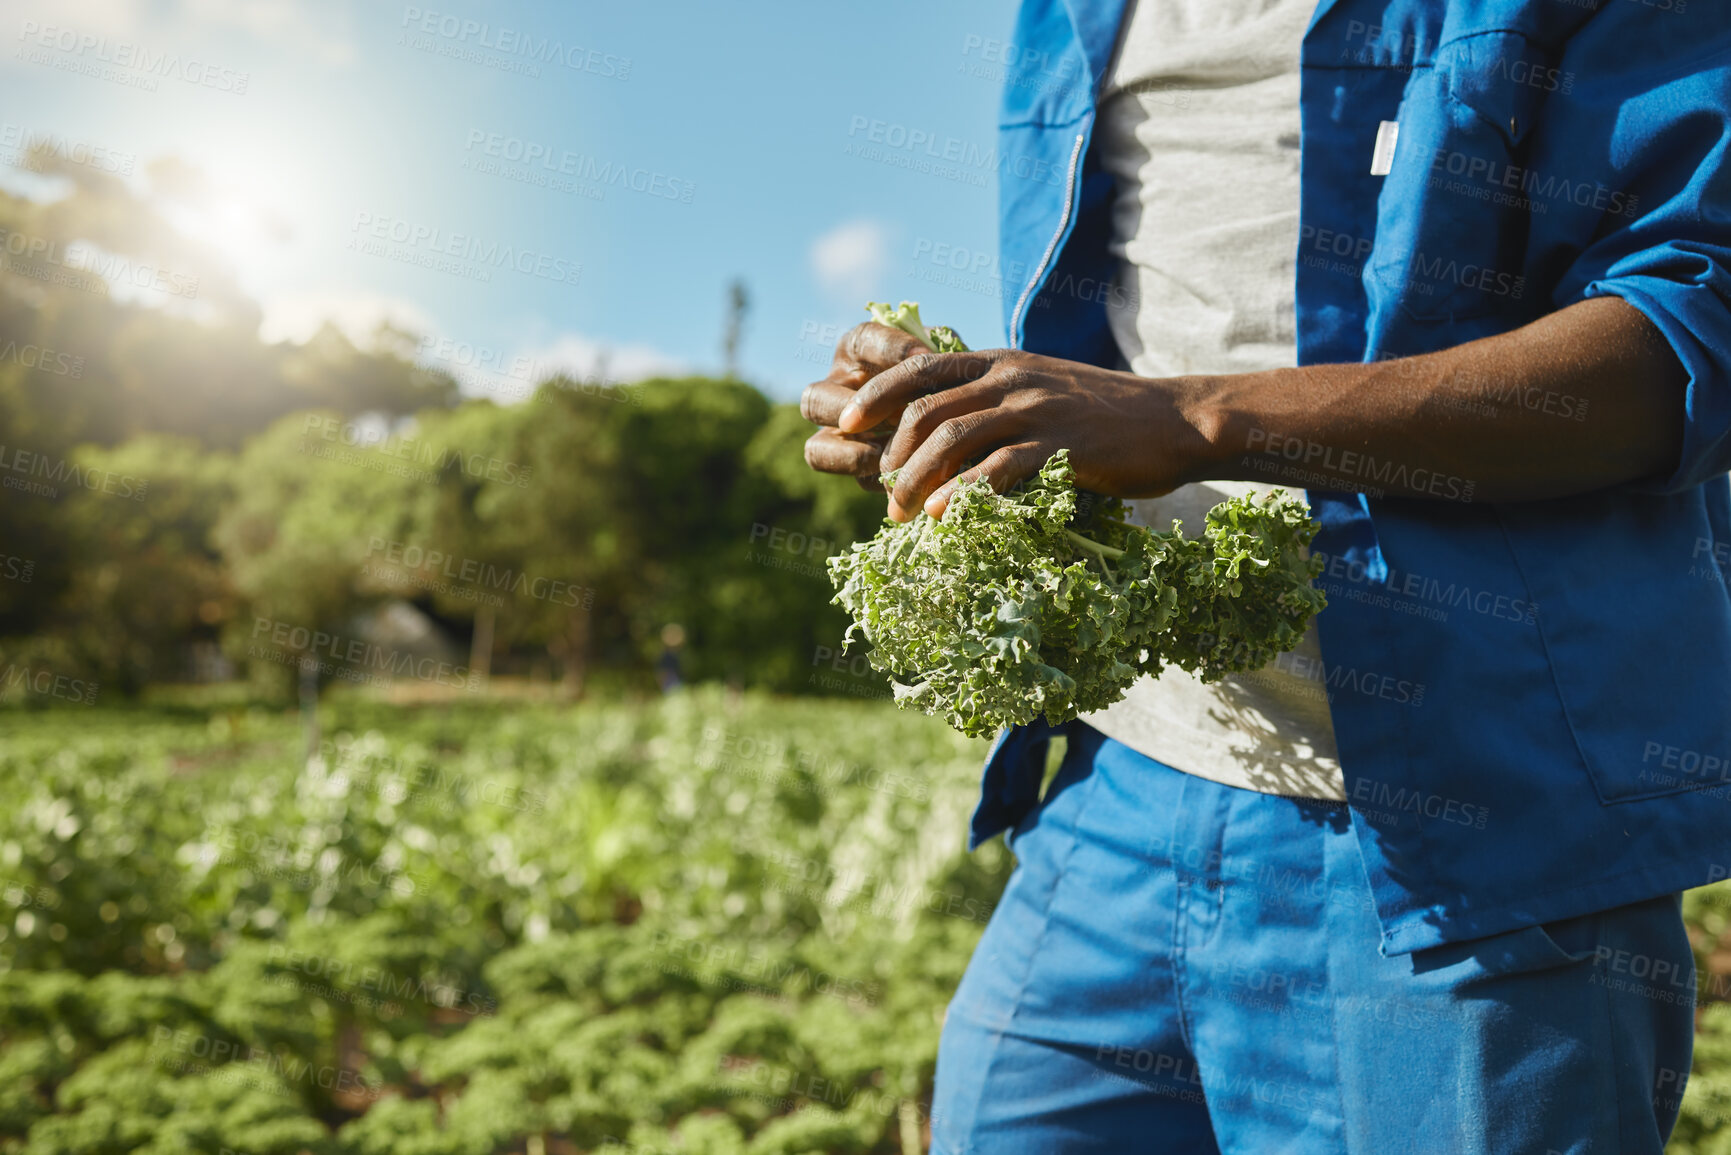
left=589, top=383, right=886, bottom=691
left=0, top=150, right=459, bottom=683
left=55, top=436, right=236, bottom=692
left=0, top=150, right=894, bottom=698
left=409, top=390, right=616, bottom=695
left=211, top=410, right=432, bottom=691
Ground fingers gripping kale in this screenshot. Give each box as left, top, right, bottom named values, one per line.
left=829, top=302, right=1327, bottom=739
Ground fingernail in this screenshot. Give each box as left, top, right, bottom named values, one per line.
left=839, top=403, right=861, bottom=431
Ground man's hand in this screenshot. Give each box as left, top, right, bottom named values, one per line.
left=835, top=347, right=1214, bottom=521
left=800, top=321, right=932, bottom=490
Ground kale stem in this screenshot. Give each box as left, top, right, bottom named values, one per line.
left=1064, top=528, right=1124, bottom=561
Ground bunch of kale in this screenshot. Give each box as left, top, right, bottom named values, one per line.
left=827, top=302, right=1325, bottom=738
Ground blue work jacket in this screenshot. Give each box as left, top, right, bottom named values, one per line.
left=972, top=0, right=1731, bottom=956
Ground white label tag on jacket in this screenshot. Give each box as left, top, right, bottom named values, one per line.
left=1371, top=120, right=1400, bottom=175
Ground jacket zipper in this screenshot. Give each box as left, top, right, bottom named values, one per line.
left=1011, top=129, right=1087, bottom=348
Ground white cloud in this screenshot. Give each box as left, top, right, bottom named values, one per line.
left=258, top=290, right=436, bottom=347
left=810, top=218, right=891, bottom=303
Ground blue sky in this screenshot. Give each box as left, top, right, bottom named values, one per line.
left=3, top=0, right=1020, bottom=404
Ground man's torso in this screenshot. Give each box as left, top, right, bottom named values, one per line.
left=1078, top=0, right=1345, bottom=801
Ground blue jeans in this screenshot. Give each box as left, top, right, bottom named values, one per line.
left=932, top=725, right=1696, bottom=1154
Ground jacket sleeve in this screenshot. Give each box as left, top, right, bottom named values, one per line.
left=1542, top=9, right=1731, bottom=494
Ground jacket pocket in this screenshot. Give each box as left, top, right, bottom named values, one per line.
left=1365, top=32, right=1547, bottom=323
left=1497, top=493, right=1731, bottom=804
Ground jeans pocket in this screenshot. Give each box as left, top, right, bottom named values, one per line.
left=1411, top=909, right=1602, bottom=980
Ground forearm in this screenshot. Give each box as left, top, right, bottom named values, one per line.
left=1180, top=297, right=1689, bottom=503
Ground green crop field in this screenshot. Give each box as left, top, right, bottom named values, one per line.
left=2, top=693, right=1730, bottom=1154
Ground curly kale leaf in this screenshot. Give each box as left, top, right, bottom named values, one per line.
left=828, top=450, right=1325, bottom=738
left=1161, top=490, right=1329, bottom=681
left=866, top=300, right=968, bottom=354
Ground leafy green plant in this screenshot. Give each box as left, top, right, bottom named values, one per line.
left=831, top=301, right=1325, bottom=738
left=0, top=693, right=1000, bottom=1153
left=2, top=698, right=1730, bottom=1152
left=863, top=302, right=965, bottom=356
left=829, top=451, right=1323, bottom=738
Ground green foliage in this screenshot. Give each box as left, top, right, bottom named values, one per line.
left=4, top=371, right=887, bottom=698
left=1672, top=1004, right=1731, bottom=1154
left=1666, top=888, right=1731, bottom=1153
left=0, top=146, right=896, bottom=697
left=0, top=693, right=1001, bottom=1153
left=4, top=698, right=1731, bottom=1151
left=828, top=449, right=1326, bottom=738
left=48, top=437, right=234, bottom=692
left=0, top=156, right=454, bottom=693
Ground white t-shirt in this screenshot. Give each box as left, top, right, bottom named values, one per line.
left=1076, top=0, right=1346, bottom=801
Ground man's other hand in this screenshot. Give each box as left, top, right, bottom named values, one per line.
left=800, top=321, right=931, bottom=491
